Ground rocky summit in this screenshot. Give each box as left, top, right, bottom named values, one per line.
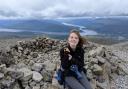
left=0, top=37, right=128, bottom=89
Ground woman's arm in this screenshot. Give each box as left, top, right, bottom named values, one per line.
left=60, top=48, right=71, bottom=70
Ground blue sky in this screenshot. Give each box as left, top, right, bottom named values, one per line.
left=0, top=0, right=128, bottom=19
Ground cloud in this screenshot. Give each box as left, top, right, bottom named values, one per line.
left=0, top=0, right=128, bottom=19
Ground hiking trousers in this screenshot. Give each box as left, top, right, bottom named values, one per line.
left=65, top=71, right=92, bottom=89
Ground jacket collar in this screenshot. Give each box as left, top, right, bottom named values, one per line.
left=67, top=44, right=80, bottom=53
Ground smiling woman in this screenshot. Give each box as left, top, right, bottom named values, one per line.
left=58, top=29, right=92, bottom=89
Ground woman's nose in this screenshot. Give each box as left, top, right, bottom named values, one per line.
left=72, top=39, right=75, bottom=41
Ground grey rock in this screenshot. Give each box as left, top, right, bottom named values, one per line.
left=118, top=63, right=128, bottom=75
left=97, top=56, right=106, bottom=64
left=16, top=63, right=27, bottom=69
left=6, top=68, right=24, bottom=79
left=86, top=69, right=93, bottom=79
left=18, top=46, right=23, bottom=51
left=93, top=64, right=103, bottom=75
left=24, top=48, right=30, bottom=55
left=96, top=81, right=108, bottom=89
left=41, top=70, right=52, bottom=82
left=88, top=46, right=105, bottom=57
left=1, top=78, right=15, bottom=88
left=30, top=52, right=38, bottom=58
left=21, top=81, right=29, bottom=88
left=32, top=85, right=40, bottom=89
left=12, top=82, right=21, bottom=89
left=29, top=81, right=36, bottom=87
left=43, top=60, right=56, bottom=71
left=32, top=71, right=43, bottom=82
left=25, top=85, right=31, bottom=89
left=90, top=58, right=98, bottom=64
left=0, top=73, right=4, bottom=79
left=19, top=68, right=33, bottom=81
left=0, top=64, right=6, bottom=73
left=32, top=63, right=43, bottom=72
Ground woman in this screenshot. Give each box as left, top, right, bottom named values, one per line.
left=60, top=29, right=92, bottom=89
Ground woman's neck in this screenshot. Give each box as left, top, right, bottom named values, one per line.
left=69, top=45, right=76, bottom=51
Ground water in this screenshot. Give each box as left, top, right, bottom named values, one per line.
left=0, top=16, right=128, bottom=41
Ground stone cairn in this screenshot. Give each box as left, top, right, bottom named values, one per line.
left=0, top=37, right=128, bottom=89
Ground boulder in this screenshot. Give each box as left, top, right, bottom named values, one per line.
left=32, top=71, right=43, bottom=82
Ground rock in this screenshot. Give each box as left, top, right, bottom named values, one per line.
left=90, top=79, right=97, bottom=89
left=6, top=68, right=24, bottom=79
left=30, top=52, right=38, bottom=58
left=108, top=56, right=119, bottom=65
left=96, top=56, right=106, bottom=64
left=43, top=60, right=56, bottom=71
left=29, top=60, right=35, bottom=66
left=12, top=81, right=21, bottom=89
left=86, top=69, right=93, bottom=80
left=1, top=78, right=15, bottom=88
left=32, top=71, right=43, bottom=82
left=41, top=83, right=50, bottom=89
left=16, top=63, right=27, bottom=69
left=41, top=70, right=52, bottom=82
left=32, top=85, right=40, bottom=89
left=88, top=46, right=105, bottom=57
left=24, top=48, right=30, bottom=55
left=29, top=81, right=36, bottom=87
left=0, top=52, right=14, bottom=66
left=32, top=63, right=43, bottom=72
left=19, top=68, right=33, bottom=81
left=25, top=85, right=31, bottom=89
left=113, top=75, right=128, bottom=89
left=17, top=41, right=23, bottom=46
left=21, top=81, right=29, bottom=88
left=0, top=64, right=6, bottom=73
left=48, top=84, right=62, bottom=89
left=18, top=46, right=23, bottom=51
left=118, top=63, right=128, bottom=75
left=0, top=37, right=128, bottom=89
left=93, top=64, right=103, bottom=75
left=104, top=50, right=112, bottom=60
left=90, top=58, right=98, bottom=64
left=0, top=73, right=4, bottom=79
left=96, top=81, right=108, bottom=89
left=5, top=46, right=11, bottom=52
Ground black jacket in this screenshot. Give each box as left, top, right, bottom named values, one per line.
left=60, top=45, right=85, bottom=76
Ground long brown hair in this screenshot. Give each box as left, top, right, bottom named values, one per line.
left=68, top=29, right=86, bottom=47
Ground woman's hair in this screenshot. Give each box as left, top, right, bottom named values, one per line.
left=68, top=29, right=86, bottom=47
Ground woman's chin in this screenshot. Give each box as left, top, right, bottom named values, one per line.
left=70, top=44, right=77, bottom=48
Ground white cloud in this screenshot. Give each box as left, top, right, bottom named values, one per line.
left=0, top=0, right=128, bottom=19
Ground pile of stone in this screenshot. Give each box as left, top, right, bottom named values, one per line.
left=0, top=37, right=127, bottom=89
left=0, top=37, right=63, bottom=89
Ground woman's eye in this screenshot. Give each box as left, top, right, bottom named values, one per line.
left=71, top=36, right=73, bottom=39
left=75, top=37, right=78, bottom=39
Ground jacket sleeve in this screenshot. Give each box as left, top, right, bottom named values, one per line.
left=60, top=48, right=71, bottom=70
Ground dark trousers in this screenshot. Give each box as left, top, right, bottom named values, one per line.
left=65, top=71, right=92, bottom=89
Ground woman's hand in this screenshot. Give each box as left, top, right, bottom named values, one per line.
left=68, top=54, right=72, bottom=60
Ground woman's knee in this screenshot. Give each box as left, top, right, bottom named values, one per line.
left=65, top=77, right=85, bottom=89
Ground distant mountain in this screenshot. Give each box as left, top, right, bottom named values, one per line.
left=0, top=19, right=74, bottom=32
left=58, top=17, right=128, bottom=38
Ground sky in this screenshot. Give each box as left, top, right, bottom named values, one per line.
left=0, top=0, right=128, bottom=19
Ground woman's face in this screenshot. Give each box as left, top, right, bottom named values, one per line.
left=68, top=32, right=79, bottom=48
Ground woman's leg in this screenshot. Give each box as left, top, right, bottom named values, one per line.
left=65, top=76, right=85, bottom=89
left=79, top=71, right=92, bottom=89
